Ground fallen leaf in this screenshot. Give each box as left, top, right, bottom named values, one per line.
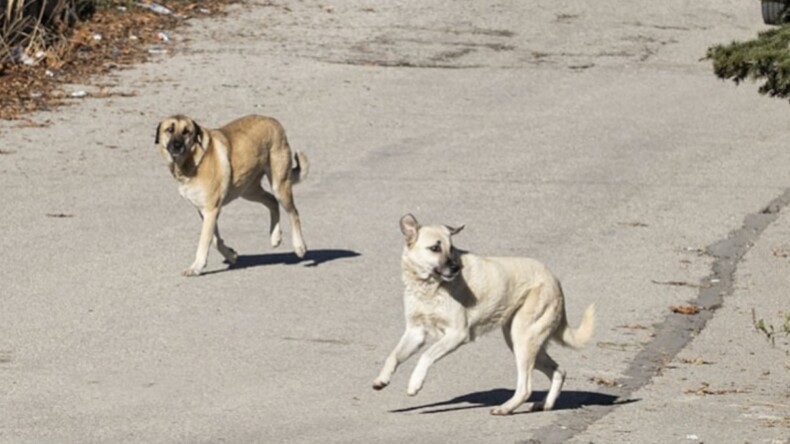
left=671, top=305, right=700, bottom=315
left=590, top=376, right=621, bottom=387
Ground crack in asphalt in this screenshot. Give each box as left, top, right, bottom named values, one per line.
left=524, top=187, right=790, bottom=444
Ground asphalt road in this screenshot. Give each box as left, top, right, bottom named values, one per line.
left=1, top=1, right=789, bottom=443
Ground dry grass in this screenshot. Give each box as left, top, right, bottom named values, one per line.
left=1, top=0, right=231, bottom=120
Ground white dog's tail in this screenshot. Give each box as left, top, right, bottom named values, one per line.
left=555, top=303, right=596, bottom=349
left=292, top=152, right=309, bottom=184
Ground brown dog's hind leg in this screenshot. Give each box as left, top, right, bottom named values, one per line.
left=242, top=181, right=283, bottom=249
left=212, top=224, right=238, bottom=265
left=268, top=161, right=307, bottom=258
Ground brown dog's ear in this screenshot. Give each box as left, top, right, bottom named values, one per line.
left=154, top=122, right=161, bottom=145
left=193, top=121, right=203, bottom=147
left=400, top=214, right=419, bottom=245
left=446, top=224, right=464, bottom=236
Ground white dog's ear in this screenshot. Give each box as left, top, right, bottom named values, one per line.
left=400, top=214, right=419, bottom=245
left=446, top=224, right=464, bottom=236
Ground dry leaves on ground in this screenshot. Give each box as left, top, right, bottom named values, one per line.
left=685, top=382, right=749, bottom=396
left=678, top=356, right=713, bottom=365
left=0, top=0, right=231, bottom=120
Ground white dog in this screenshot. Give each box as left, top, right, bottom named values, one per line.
left=373, top=214, right=595, bottom=415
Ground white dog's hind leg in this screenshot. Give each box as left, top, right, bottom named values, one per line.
left=535, top=349, right=565, bottom=411
left=373, top=326, right=425, bottom=390
left=492, top=306, right=555, bottom=416
left=407, top=329, right=467, bottom=396
left=491, top=334, right=538, bottom=415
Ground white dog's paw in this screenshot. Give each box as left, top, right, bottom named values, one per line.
left=406, top=383, right=422, bottom=397
left=489, top=405, right=514, bottom=416
left=182, top=267, right=202, bottom=277
left=182, top=261, right=205, bottom=277
left=372, top=379, right=389, bottom=391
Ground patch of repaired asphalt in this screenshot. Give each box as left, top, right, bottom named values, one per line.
left=522, top=187, right=790, bottom=444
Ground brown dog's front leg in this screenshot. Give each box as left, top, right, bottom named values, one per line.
left=184, top=208, right=219, bottom=276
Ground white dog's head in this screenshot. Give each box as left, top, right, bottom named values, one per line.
left=400, top=213, right=464, bottom=282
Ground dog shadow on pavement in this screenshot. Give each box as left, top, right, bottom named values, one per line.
left=390, top=388, right=636, bottom=415
left=203, top=249, right=361, bottom=275
left=233, top=249, right=360, bottom=268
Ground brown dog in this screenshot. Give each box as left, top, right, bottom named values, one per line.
left=155, top=114, right=308, bottom=276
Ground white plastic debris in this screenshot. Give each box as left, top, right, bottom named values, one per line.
left=136, top=2, right=173, bottom=15
left=70, top=91, right=87, bottom=98
left=92, top=34, right=102, bottom=41
left=45, top=70, right=54, bottom=77
left=148, top=47, right=168, bottom=55
left=157, top=32, right=170, bottom=42
left=21, top=50, right=45, bottom=66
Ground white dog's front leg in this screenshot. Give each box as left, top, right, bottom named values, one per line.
left=373, top=326, right=425, bottom=390
left=184, top=208, right=219, bottom=277
left=407, top=329, right=467, bottom=396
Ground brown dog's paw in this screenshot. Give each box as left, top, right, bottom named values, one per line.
left=223, top=249, right=238, bottom=265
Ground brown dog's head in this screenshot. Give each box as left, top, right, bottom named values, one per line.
left=155, top=115, right=205, bottom=161
left=400, top=213, right=464, bottom=282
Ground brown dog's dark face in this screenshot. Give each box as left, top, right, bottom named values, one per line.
left=155, top=115, right=203, bottom=160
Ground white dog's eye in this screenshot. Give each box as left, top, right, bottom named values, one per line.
left=428, top=243, right=441, bottom=253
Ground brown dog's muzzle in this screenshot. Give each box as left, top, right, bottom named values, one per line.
left=167, top=138, right=187, bottom=157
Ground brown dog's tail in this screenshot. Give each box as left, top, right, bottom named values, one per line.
left=555, top=303, right=595, bottom=349
left=292, top=152, right=309, bottom=184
